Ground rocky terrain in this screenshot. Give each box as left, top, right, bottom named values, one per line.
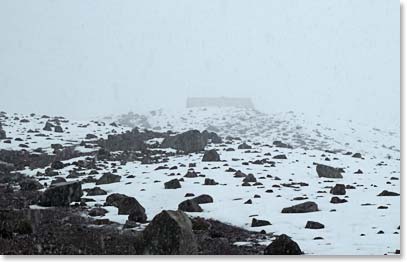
left=0, top=107, right=400, bottom=255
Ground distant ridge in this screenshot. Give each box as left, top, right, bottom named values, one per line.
left=186, top=97, right=254, bottom=109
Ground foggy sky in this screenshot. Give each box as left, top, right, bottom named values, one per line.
left=0, top=0, right=400, bottom=129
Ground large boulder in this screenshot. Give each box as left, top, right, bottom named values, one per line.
left=316, top=164, right=343, bottom=179
left=160, top=130, right=208, bottom=154
left=143, top=210, right=198, bottom=255
left=264, top=234, right=302, bottom=255
left=202, top=149, right=220, bottom=162
left=105, top=193, right=147, bottom=222
left=281, top=201, right=318, bottom=213
left=96, top=173, right=121, bottom=185
left=39, top=181, right=83, bottom=206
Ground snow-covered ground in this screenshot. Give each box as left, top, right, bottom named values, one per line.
left=0, top=107, right=400, bottom=255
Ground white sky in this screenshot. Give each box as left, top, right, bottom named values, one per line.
left=0, top=0, right=400, bottom=129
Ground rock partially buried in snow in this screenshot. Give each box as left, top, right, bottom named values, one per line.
left=281, top=201, right=319, bottom=213
left=316, top=164, right=343, bottom=179
left=305, top=221, right=325, bottom=229
left=273, top=154, right=287, bottom=160
left=39, top=181, right=83, bottom=207
left=143, top=210, right=197, bottom=255
left=164, top=178, right=181, bottom=189
left=330, top=184, right=346, bottom=195
left=251, top=218, right=271, bottom=227
left=330, top=197, right=348, bottom=204
left=95, top=173, right=121, bottom=185
left=264, top=234, right=302, bottom=255
left=377, top=190, right=400, bottom=196
left=202, top=149, right=220, bottom=162
left=86, top=187, right=107, bottom=196
left=203, top=178, right=218, bottom=185
left=238, top=142, right=252, bottom=149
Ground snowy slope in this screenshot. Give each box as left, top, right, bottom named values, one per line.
left=1, top=107, right=400, bottom=255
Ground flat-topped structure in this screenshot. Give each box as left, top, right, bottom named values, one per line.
left=186, top=97, right=254, bottom=109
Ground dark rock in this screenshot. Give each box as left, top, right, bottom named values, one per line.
left=86, top=187, right=107, bottom=196
left=143, top=210, right=198, bottom=254
left=184, top=170, right=198, bottom=178
left=352, top=153, right=362, bottom=158
left=178, top=199, right=203, bottom=212
left=89, top=208, right=108, bottom=217
left=243, top=173, right=257, bottom=183
left=50, top=177, right=66, bottom=186
left=204, top=178, right=218, bottom=185
left=95, top=173, right=121, bottom=185
left=330, top=184, right=346, bottom=195
left=123, top=220, right=138, bottom=229
left=316, top=164, right=343, bottom=179
left=97, top=128, right=153, bottom=152
left=85, top=134, right=98, bottom=139
left=202, top=130, right=222, bottom=144
left=54, top=125, right=64, bottom=133
left=105, top=193, right=147, bottom=222
left=19, top=179, right=44, bottom=191
left=192, top=194, right=213, bottom=204
left=51, top=161, right=64, bottom=170
left=161, top=130, right=208, bottom=154
left=244, top=199, right=252, bottom=204
left=0, top=210, right=33, bottom=239
left=39, top=181, right=83, bottom=206
left=233, top=170, right=246, bottom=177
left=238, top=143, right=252, bottom=149
left=164, top=179, right=181, bottom=189
left=202, top=149, right=220, bottom=162
left=273, top=154, right=287, bottom=159
left=251, top=218, right=271, bottom=227
left=330, top=197, right=348, bottom=204
left=272, top=141, right=293, bottom=149
left=377, top=190, right=399, bottom=196
left=305, top=221, right=325, bottom=229
left=43, top=121, right=54, bottom=131
left=281, top=201, right=318, bottom=213
left=0, top=124, right=6, bottom=140
left=264, top=234, right=302, bottom=255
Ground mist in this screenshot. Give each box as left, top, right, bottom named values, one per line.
left=0, top=0, right=399, bottom=129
